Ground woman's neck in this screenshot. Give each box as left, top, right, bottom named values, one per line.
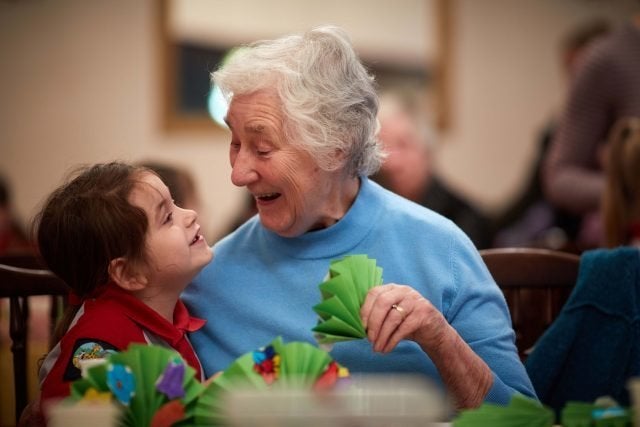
left=328, top=176, right=361, bottom=224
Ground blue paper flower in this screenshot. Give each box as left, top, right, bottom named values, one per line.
left=106, top=363, right=136, bottom=405
left=252, top=344, right=276, bottom=364
left=156, top=361, right=186, bottom=400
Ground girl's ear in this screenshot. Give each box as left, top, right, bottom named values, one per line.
left=108, top=257, right=148, bottom=292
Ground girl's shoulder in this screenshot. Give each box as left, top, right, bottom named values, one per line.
left=62, top=299, right=146, bottom=349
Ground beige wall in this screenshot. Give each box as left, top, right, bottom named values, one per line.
left=0, top=0, right=637, bottom=241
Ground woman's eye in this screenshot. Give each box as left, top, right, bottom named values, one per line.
left=256, top=145, right=273, bottom=156
left=164, top=212, right=173, bottom=224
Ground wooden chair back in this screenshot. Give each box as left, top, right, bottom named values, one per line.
left=479, top=247, right=580, bottom=360
left=0, top=255, right=69, bottom=424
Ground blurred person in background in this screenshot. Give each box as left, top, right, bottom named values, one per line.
left=0, top=172, right=31, bottom=255
left=218, top=192, right=257, bottom=238
left=543, top=15, right=640, bottom=250
left=602, top=117, right=640, bottom=247
left=374, top=91, right=493, bottom=249
left=494, top=19, right=610, bottom=251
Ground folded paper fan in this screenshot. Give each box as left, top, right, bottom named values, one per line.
left=312, top=254, right=383, bottom=344
left=453, top=394, right=554, bottom=427
left=66, top=343, right=204, bottom=427
left=191, top=337, right=349, bottom=425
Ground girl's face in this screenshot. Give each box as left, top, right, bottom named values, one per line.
left=128, top=172, right=212, bottom=291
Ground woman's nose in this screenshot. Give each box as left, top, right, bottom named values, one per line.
left=230, top=151, right=258, bottom=187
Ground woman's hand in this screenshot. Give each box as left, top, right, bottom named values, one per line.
left=360, top=284, right=448, bottom=353
left=360, top=283, right=493, bottom=409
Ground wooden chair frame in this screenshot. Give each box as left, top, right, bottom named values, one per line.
left=0, top=259, right=69, bottom=424
left=479, top=247, right=580, bottom=360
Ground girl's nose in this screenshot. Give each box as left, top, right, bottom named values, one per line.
left=179, top=206, right=197, bottom=227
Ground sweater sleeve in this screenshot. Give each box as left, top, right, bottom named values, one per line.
left=445, top=235, right=537, bottom=403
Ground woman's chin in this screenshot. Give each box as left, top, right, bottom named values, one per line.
left=259, top=216, right=302, bottom=237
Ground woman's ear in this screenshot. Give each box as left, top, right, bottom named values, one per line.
left=108, top=257, right=148, bottom=292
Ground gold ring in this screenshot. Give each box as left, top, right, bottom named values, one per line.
left=391, top=304, right=406, bottom=319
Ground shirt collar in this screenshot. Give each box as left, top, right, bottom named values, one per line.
left=98, top=284, right=206, bottom=346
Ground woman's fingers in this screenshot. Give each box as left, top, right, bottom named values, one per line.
left=362, top=284, right=447, bottom=353
left=372, top=298, right=413, bottom=352
left=361, top=285, right=391, bottom=340
left=381, top=309, right=420, bottom=352
left=362, top=284, right=419, bottom=349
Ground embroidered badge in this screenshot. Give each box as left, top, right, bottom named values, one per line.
left=72, top=341, right=115, bottom=369
left=63, top=338, right=119, bottom=382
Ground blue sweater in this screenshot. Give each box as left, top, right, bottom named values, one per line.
left=183, top=177, right=535, bottom=403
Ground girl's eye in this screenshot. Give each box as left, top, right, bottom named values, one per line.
left=164, top=212, right=173, bottom=224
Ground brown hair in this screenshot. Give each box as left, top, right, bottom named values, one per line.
left=33, top=162, right=151, bottom=338
left=137, top=161, right=197, bottom=209
left=603, top=117, right=640, bottom=247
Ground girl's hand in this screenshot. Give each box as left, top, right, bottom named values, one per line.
left=203, top=371, right=222, bottom=385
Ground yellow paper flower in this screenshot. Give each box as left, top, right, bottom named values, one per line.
left=79, top=387, right=112, bottom=405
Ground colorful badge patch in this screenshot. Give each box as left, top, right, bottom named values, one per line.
left=64, top=338, right=119, bottom=382
left=72, top=341, right=116, bottom=369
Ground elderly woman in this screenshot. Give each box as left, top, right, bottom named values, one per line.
left=183, top=26, right=535, bottom=409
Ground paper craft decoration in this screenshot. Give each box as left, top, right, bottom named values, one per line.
left=192, top=336, right=349, bottom=425
left=312, top=254, right=383, bottom=344
left=453, top=394, right=554, bottom=427
left=66, top=343, right=204, bottom=427
left=561, top=401, right=631, bottom=427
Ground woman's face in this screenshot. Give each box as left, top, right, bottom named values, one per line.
left=225, top=90, right=347, bottom=237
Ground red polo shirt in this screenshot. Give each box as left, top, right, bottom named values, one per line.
left=40, top=284, right=205, bottom=402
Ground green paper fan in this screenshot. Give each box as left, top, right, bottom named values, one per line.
left=66, top=343, right=204, bottom=427
left=312, top=254, right=383, bottom=344
left=191, top=337, right=347, bottom=426
left=453, top=394, right=554, bottom=427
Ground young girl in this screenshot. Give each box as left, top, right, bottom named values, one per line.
left=36, top=162, right=213, bottom=402
left=602, top=117, right=640, bottom=247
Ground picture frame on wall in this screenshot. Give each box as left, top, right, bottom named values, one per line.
left=157, top=0, right=451, bottom=133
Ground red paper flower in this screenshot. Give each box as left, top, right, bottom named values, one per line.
left=252, top=345, right=280, bottom=384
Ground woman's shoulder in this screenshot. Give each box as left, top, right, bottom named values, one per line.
left=376, top=184, right=463, bottom=236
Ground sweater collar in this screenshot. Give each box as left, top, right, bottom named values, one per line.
left=260, top=176, right=383, bottom=259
